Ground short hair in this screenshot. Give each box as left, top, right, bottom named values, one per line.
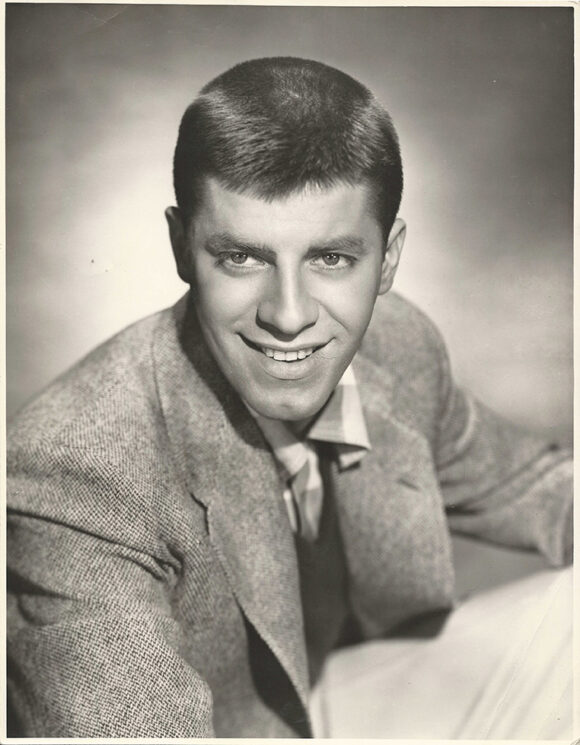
left=173, top=57, right=403, bottom=238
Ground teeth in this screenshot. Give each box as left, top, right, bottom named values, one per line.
left=262, top=347, right=314, bottom=362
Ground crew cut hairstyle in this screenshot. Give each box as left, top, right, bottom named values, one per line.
left=173, top=57, right=403, bottom=238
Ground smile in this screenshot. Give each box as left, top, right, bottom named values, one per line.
left=262, top=347, right=313, bottom=361
left=241, top=336, right=326, bottom=362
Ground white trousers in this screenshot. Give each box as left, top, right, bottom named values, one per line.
left=310, top=555, right=573, bottom=739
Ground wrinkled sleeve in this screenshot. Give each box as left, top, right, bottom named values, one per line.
left=7, top=444, right=215, bottom=738
left=432, top=330, right=572, bottom=567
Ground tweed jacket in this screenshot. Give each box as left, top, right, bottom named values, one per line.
left=7, top=291, right=572, bottom=738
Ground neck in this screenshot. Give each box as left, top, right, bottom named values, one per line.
left=285, top=416, right=317, bottom=438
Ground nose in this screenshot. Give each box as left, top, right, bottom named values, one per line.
left=257, top=267, right=319, bottom=338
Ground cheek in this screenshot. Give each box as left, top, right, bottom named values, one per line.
left=194, top=271, right=261, bottom=328
left=319, top=271, right=380, bottom=332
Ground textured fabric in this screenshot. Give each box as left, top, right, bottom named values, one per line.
left=6, top=290, right=573, bottom=738
left=248, top=364, right=370, bottom=539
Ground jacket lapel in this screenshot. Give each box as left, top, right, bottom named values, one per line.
left=152, top=296, right=310, bottom=710
left=335, top=354, right=456, bottom=635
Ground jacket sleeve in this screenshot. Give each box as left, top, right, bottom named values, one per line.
left=7, top=442, right=215, bottom=738
left=431, top=325, right=572, bottom=567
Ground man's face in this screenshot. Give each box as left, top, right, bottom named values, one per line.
left=167, top=178, right=404, bottom=423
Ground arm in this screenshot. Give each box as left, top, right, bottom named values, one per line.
left=432, top=328, right=572, bottom=567
left=7, top=444, right=215, bottom=738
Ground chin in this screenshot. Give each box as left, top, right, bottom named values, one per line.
left=250, top=393, right=328, bottom=423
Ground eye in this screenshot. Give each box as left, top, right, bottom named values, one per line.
left=219, top=252, right=265, bottom=269
left=312, top=252, right=354, bottom=270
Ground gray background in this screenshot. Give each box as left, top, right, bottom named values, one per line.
left=6, top=4, right=573, bottom=445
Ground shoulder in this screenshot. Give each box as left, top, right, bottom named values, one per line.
left=9, top=309, right=169, bottom=449
left=357, top=292, right=451, bottom=441
left=361, top=291, right=448, bottom=377
left=7, top=306, right=198, bottom=556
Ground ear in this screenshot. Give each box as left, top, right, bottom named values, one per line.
left=378, top=217, right=406, bottom=295
left=165, top=206, right=193, bottom=283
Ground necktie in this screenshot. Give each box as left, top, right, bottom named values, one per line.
left=289, top=442, right=324, bottom=542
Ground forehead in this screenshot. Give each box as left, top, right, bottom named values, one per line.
left=193, top=177, right=380, bottom=247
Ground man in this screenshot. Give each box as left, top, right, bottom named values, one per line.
left=7, top=57, right=572, bottom=738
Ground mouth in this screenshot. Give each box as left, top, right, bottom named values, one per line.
left=241, top=336, right=327, bottom=362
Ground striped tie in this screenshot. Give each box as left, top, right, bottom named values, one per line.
left=289, top=442, right=324, bottom=542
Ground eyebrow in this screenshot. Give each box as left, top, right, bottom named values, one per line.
left=308, top=236, right=367, bottom=255
left=204, top=233, right=277, bottom=261
left=204, top=233, right=368, bottom=260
